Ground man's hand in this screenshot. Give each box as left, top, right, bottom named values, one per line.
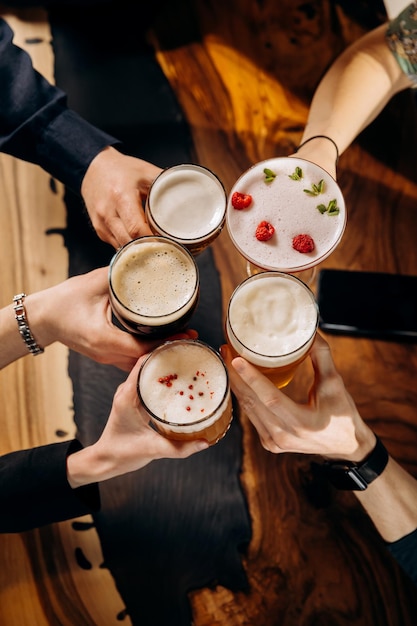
left=81, top=146, right=162, bottom=248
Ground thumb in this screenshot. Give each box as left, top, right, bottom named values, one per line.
left=309, top=333, right=339, bottom=380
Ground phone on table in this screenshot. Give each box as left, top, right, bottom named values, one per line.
left=316, top=269, right=417, bottom=342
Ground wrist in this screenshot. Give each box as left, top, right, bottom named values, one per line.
left=322, top=426, right=377, bottom=464
left=12, top=293, right=45, bottom=355
left=22, top=292, right=55, bottom=349
left=346, top=429, right=378, bottom=464
left=323, top=434, right=389, bottom=491
left=293, top=145, right=337, bottom=179
left=66, top=443, right=117, bottom=488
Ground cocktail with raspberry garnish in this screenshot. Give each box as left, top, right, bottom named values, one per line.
left=226, top=157, right=346, bottom=282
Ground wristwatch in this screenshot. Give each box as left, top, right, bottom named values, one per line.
left=323, top=436, right=389, bottom=491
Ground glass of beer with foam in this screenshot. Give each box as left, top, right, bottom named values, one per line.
left=145, top=163, right=227, bottom=256
left=109, top=236, right=199, bottom=338
left=226, top=272, right=319, bottom=388
left=226, top=156, right=346, bottom=281
left=137, top=339, right=233, bottom=445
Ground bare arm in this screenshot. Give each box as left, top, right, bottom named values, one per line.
left=355, top=456, right=417, bottom=542
left=295, top=23, right=413, bottom=177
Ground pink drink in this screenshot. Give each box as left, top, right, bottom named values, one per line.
left=226, top=157, right=346, bottom=273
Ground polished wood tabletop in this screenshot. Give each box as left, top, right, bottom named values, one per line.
left=1, top=1, right=417, bottom=625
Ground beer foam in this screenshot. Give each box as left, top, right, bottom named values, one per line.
left=226, top=157, right=346, bottom=272
left=139, top=341, right=229, bottom=428
left=149, top=164, right=226, bottom=240
left=227, top=273, right=318, bottom=367
left=111, top=239, right=198, bottom=324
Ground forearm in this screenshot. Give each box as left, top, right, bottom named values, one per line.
left=66, top=441, right=122, bottom=488
left=298, top=24, right=412, bottom=160
left=324, top=427, right=417, bottom=542
left=355, top=456, right=417, bottom=542
left=0, top=18, right=119, bottom=193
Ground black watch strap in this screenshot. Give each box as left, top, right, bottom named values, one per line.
left=323, top=436, right=389, bottom=491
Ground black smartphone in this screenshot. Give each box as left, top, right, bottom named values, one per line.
left=316, top=269, right=417, bottom=342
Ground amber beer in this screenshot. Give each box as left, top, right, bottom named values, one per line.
left=109, top=236, right=199, bottom=338
left=137, top=340, right=233, bottom=445
left=226, top=272, right=319, bottom=388
left=145, top=163, right=227, bottom=256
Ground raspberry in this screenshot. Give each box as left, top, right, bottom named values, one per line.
left=255, top=221, right=275, bottom=242
left=292, top=234, right=315, bottom=253
left=231, top=191, right=252, bottom=210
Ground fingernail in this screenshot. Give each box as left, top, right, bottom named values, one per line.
left=231, top=357, right=244, bottom=372
left=219, top=344, right=228, bottom=358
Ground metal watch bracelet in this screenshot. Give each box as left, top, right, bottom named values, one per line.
left=13, top=293, right=44, bottom=356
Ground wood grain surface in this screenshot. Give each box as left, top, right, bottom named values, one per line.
left=0, top=7, right=131, bottom=625
left=1, top=1, right=417, bottom=625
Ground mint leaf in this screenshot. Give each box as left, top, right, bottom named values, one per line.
left=304, top=179, right=325, bottom=196
left=263, top=168, right=277, bottom=184
left=289, top=166, right=303, bottom=181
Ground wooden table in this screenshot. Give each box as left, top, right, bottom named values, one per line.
left=1, top=1, right=417, bottom=624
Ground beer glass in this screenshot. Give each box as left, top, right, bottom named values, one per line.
left=145, top=163, right=227, bottom=256
left=225, top=272, right=319, bottom=388
left=109, top=236, right=199, bottom=338
left=137, top=339, right=233, bottom=445
left=226, top=156, right=346, bottom=282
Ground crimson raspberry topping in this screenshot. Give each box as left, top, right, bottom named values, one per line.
left=255, top=221, right=275, bottom=242
left=292, top=234, right=315, bottom=253
left=231, top=191, right=252, bottom=210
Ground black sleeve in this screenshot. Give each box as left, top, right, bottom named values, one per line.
left=0, top=439, right=100, bottom=533
left=0, top=17, right=120, bottom=193
left=386, top=529, right=417, bottom=586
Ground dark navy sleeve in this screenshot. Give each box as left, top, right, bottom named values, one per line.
left=0, top=17, right=119, bottom=193
left=386, top=529, right=417, bottom=586
left=0, top=439, right=100, bottom=533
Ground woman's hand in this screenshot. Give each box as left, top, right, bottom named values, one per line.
left=25, top=266, right=196, bottom=371
left=67, top=355, right=209, bottom=486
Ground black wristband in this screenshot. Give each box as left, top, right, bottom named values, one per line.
left=323, top=436, right=389, bottom=491
left=296, top=134, right=339, bottom=164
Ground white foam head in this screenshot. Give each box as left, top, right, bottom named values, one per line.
left=147, top=164, right=226, bottom=242
left=226, top=156, right=346, bottom=272
left=109, top=237, right=198, bottom=325
left=227, top=272, right=318, bottom=367
left=138, top=340, right=230, bottom=430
